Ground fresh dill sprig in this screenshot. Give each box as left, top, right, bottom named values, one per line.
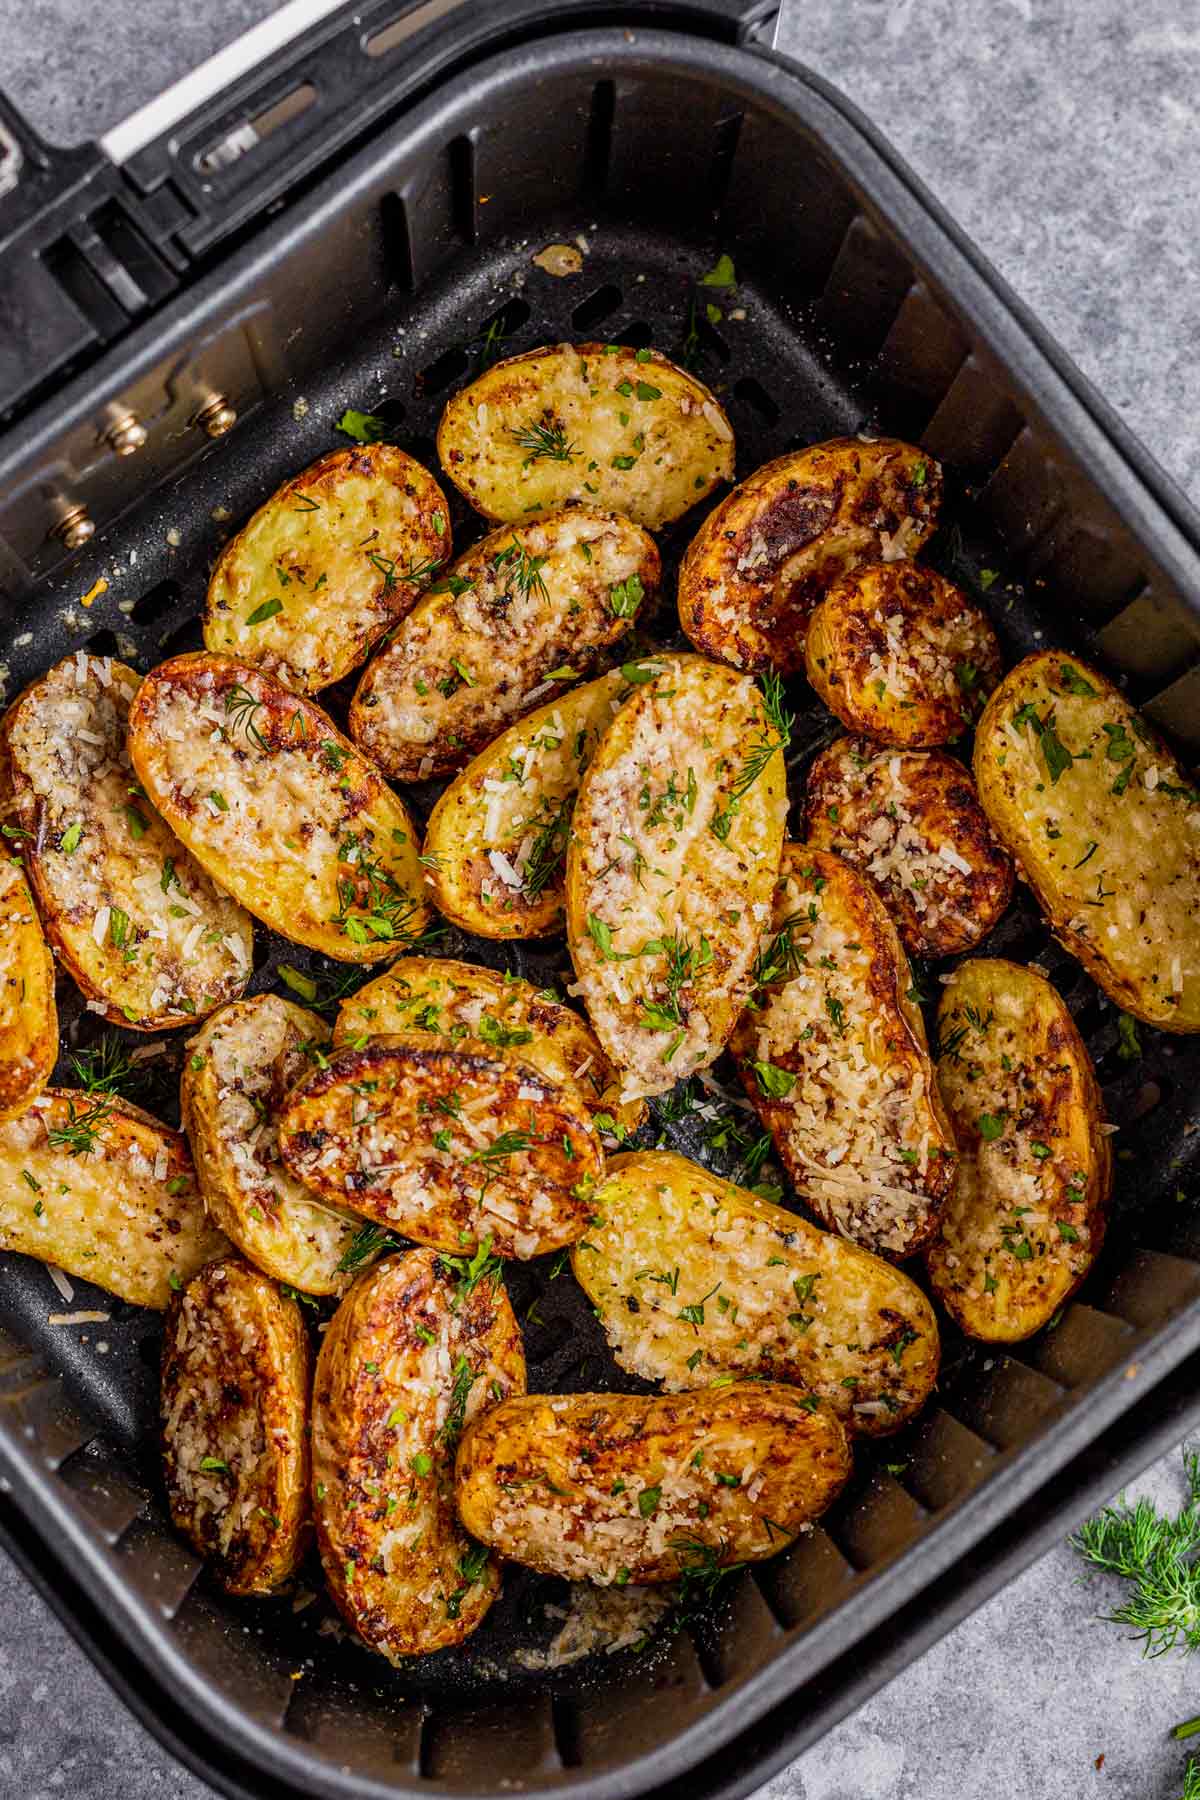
left=68, top=1036, right=137, bottom=1098
left=492, top=541, right=550, bottom=603
left=224, top=682, right=267, bottom=751
left=510, top=419, right=578, bottom=464
left=335, top=1221, right=404, bottom=1274
left=438, top=1353, right=478, bottom=1447
left=46, top=1097, right=113, bottom=1157
left=1070, top=1446, right=1200, bottom=1656
left=518, top=795, right=572, bottom=899
left=711, top=671, right=794, bottom=842
left=368, top=551, right=443, bottom=593
left=332, top=833, right=434, bottom=948
left=751, top=910, right=809, bottom=991
left=669, top=1535, right=742, bottom=1626
left=467, top=1129, right=543, bottom=1166
left=1182, top=1757, right=1200, bottom=1800
left=638, top=933, right=713, bottom=1047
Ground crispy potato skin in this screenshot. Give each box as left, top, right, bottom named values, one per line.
left=0, top=1090, right=228, bottom=1307
left=455, top=1383, right=851, bottom=1584
left=805, top=562, right=1002, bottom=746
left=437, top=342, right=734, bottom=529
left=349, top=507, right=659, bottom=783
left=926, top=959, right=1110, bottom=1340
left=677, top=439, right=940, bottom=673
left=974, top=652, right=1200, bottom=1031
left=127, top=654, right=427, bottom=963
left=730, top=847, right=955, bottom=1258
left=0, top=861, right=56, bottom=1122
left=1, top=655, right=253, bottom=1027
left=313, top=1249, right=525, bottom=1659
left=204, top=446, right=451, bottom=693
left=566, top=655, right=788, bottom=1099
left=332, top=956, right=645, bottom=1139
left=182, top=995, right=364, bottom=1295
left=803, top=737, right=1013, bottom=958
left=576, top=1150, right=938, bottom=1434
left=162, top=1257, right=311, bottom=1594
left=277, top=1037, right=603, bottom=1259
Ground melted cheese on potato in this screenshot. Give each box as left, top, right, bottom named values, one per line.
left=0, top=860, right=56, bottom=1122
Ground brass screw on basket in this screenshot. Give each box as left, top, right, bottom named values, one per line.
left=105, top=412, right=148, bottom=456
left=52, top=504, right=95, bottom=551
left=193, top=395, right=238, bottom=438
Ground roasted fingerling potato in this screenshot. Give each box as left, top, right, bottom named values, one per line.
left=729, top=846, right=956, bottom=1258
left=204, top=445, right=452, bottom=693
left=455, top=1382, right=851, bottom=1585
left=0, top=859, right=56, bottom=1122
left=2, top=654, right=253, bottom=1028
left=803, top=737, right=1014, bottom=958
left=575, top=1150, right=939, bottom=1434
left=926, top=959, right=1111, bottom=1341
left=127, top=653, right=428, bottom=963
left=312, top=1248, right=525, bottom=1659
left=437, top=342, right=734, bottom=529
left=162, top=1257, right=311, bottom=1594
left=349, top=506, right=659, bottom=783
left=677, top=438, right=941, bottom=673
left=973, top=651, right=1200, bottom=1031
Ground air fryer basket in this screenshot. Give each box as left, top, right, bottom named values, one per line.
left=2, top=8, right=1200, bottom=1800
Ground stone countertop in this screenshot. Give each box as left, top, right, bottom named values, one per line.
left=2, top=4, right=1199, bottom=1797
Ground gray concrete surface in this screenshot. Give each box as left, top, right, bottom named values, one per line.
left=2, top=3, right=1200, bottom=1797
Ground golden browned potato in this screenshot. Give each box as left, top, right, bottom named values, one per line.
left=1, top=654, right=253, bottom=1028
left=277, top=1037, right=603, bottom=1259
left=437, top=343, right=734, bottom=529
left=926, top=959, right=1111, bottom=1340
left=455, top=1382, right=851, bottom=1585
left=127, top=654, right=428, bottom=963
left=0, top=1090, right=228, bottom=1307
left=332, top=957, right=645, bottom=1141
left=0, top=859, right=56, bottom=1122
left=729, top=847, right=956, bottom=1258
left=566, top=654, right=788, bottom=1100
left=204, top=445, right=451, bottom=692
left=974, top=651, right=1200, bottom=1031
left=161, top=1257, right=311, bottom=1594
left=182, top=994, right=366, bottom=1295
left=805, top=562, right=1002, bottom=745
left=576, top=1150, right=938, bottom=1434
left=803, top=737, right=1014, bottom=957
left=677, top=438, right=941, bottom=673
left=312, top=1248, right=525, bottom=1658
left=349, top=507, right=659, bottom=783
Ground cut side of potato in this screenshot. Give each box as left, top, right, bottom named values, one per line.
left=677, top=438, right=941, bottom=673
left=566, top=654, right=788, bottom=1100
left=803, top=737, right=1013, bottom=958
left=455, top=1382, right=851, bottom=1585
left=926, top=959, right=1111, bottom=1340
left=577, top=1150, right=938, bottom=1435
left=974, top=651, right=1200, bottom=1031
left=0, top=1090, right=228, bottom=1307
left=1, top=654, right=253, bottom=1028
left=349, top=507, right=659, bottom=783
left=332, top=956, right=645, bottom=1141
left=204, top=445, right=451, bottom=693
left=277, top=1036, right=603, bottom=1259
left=313, top=1248, right=525, bottom=1660
left=805, top=561, right=1002, bottom=746
left=182, top=995, right=366, bottom=1295
left=127, top=653, right=428, bottom=963
left=0, top=860, right=56, bottom=1123
left=437, top=342, right=734, bottom=529
left=729, top=846, right=956, bottom=1258
left=162, top=1257, right=311, bottom=1594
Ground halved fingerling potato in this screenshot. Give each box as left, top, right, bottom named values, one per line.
left=437, top=342, right=734, bottom=529
left=678, top=438, right=941, bottom=673
left=803, top=737, right=1013, bottom=958
left=974, top=651, right=1200, bottom=1030
left=205, top=445, right=451, bottom=692
left=566, top=654, right=788, bottom=1100
left=332, top=956, right=645, bottom=1140
left=455, top=1382, right=851, bottom=1585
left=805, top=561, right=1002, bottom=745
left=182, top=995, right=366, bottom=1295
left=0, top=860, right=56, bottom=1122
left=576, top=1150, right=938, bottom=1434
left=729, top=847, right=956, bottom=1258
left=162, top=1257, right=310, bottom=1594
left=0, top=1090, right=228, bottom=1307
left=313, top=1248, right=525, bottom=1659
left=349, top=507, right=659, bottom=782
left=926, top=959, right=1111, bottom=1340
left=2, top=654, right=253, bottom=1027
left=127, top=653, right=428, bottom=963
left=278, top=1037, right=603, bottom=1258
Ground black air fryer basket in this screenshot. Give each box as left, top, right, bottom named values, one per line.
left=2, top=3, right=1200, bottom=1797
